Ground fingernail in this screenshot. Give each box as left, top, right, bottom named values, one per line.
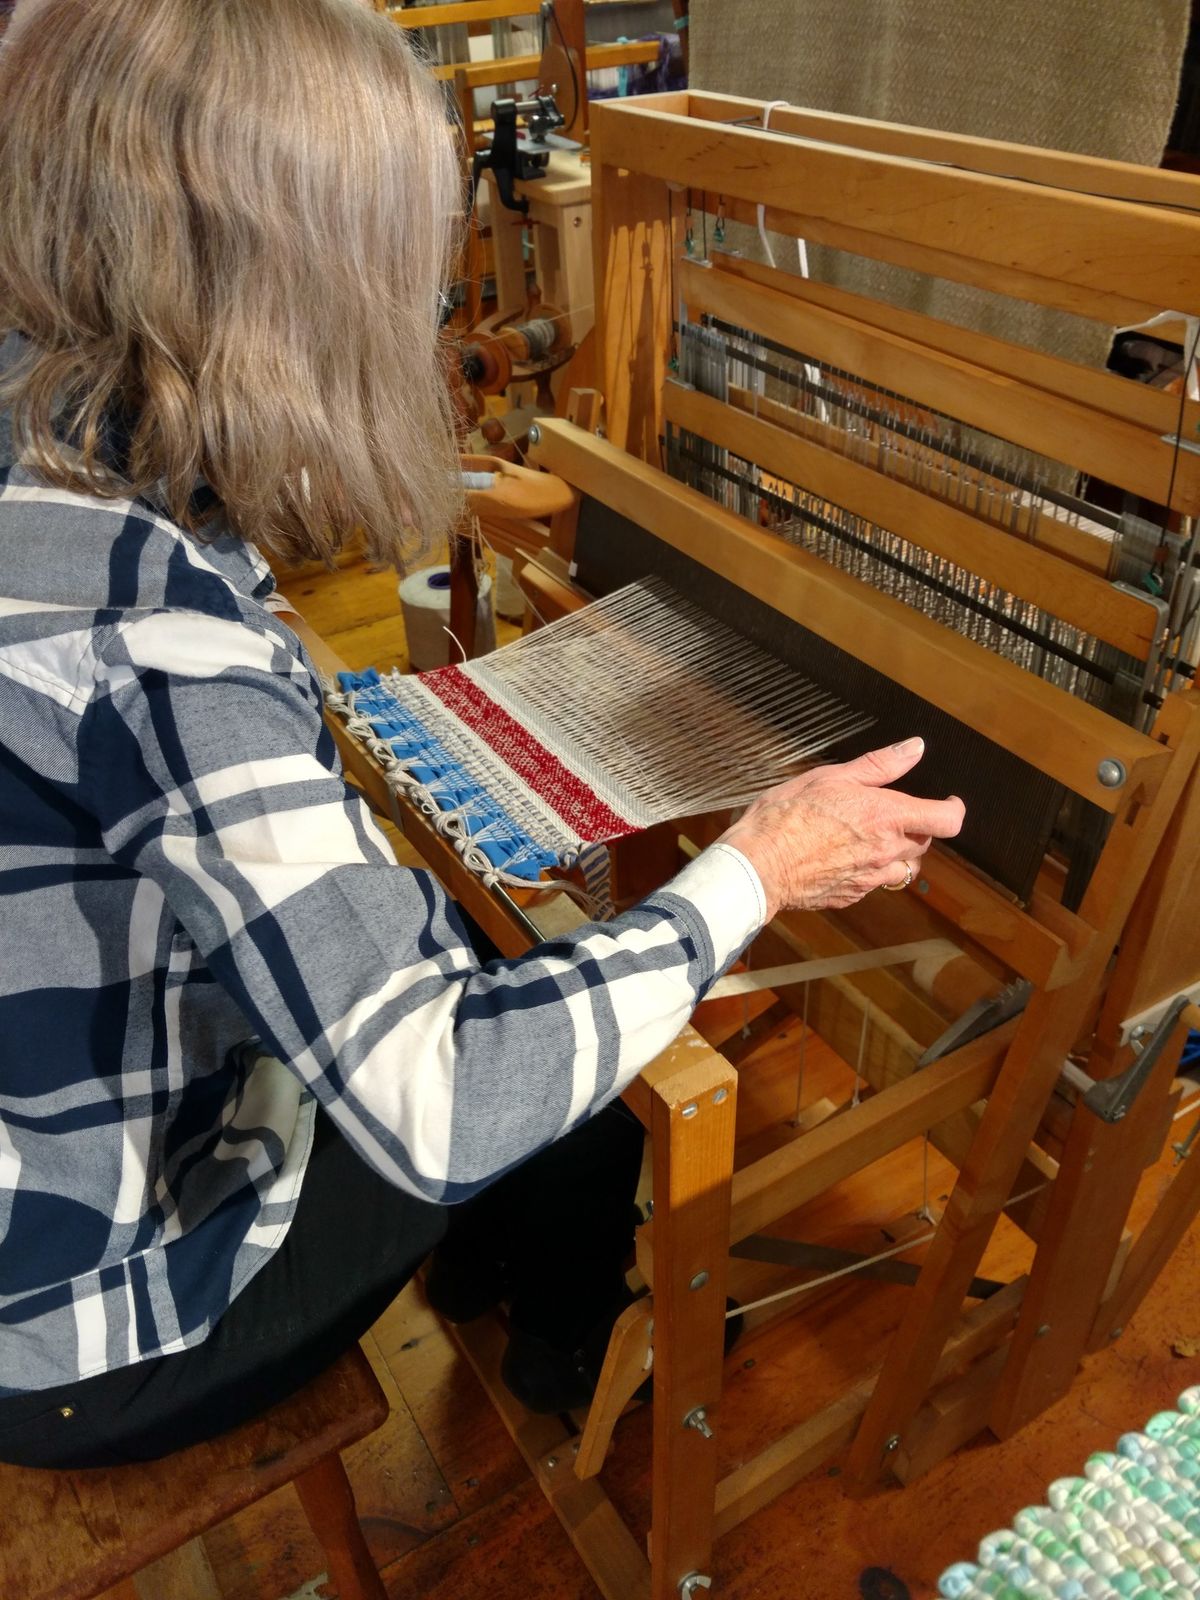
left=892, top=737, right=924, bottom=755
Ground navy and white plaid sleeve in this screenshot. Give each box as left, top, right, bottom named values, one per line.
left=82, top=606, right=765, bottom=1204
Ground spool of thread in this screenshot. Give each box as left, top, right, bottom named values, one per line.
left=398, top=565, right=495, bottom=672
left=500, top=316, right=559, bottom=362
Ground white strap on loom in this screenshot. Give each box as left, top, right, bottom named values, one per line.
left=1115, top=311, right=1200, bottom=401
left=706, top=937, right=962, bottom=1000
left=756, top=100, right=826, bottom=417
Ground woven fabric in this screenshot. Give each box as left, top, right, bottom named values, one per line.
left=690, top=0, right=1190, bottom=384
left=327, top=667, right=627, bottom=917
left=940, top=1385, right=1200, bottom=1597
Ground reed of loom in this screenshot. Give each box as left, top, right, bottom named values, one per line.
left=302, top=93, right=1200, bottom=1600
left=507, top=96, right=1200, bottom=1600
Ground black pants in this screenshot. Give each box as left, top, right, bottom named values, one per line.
left=0, top=1099, right=644, bottom=1470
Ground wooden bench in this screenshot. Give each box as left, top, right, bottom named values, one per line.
left=0, top=1343, right=390, bottom=1600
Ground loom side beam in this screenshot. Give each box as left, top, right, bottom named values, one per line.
left=591, top=97, right=1200, bottom=319
left=528, top=419, right=1169, bottom=815
left=679, top=256, right=1200, bottom=523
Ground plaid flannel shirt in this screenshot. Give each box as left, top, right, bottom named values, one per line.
left=0, top=385, right=765, bottom=1394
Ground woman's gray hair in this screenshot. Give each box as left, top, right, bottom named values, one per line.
left=0, top=0, right=463, bottom=567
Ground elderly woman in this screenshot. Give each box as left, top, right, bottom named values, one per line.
left=0, top=0, right=962, bottom=1466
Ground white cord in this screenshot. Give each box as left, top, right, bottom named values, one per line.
left=757, top=100, right=826, bottom=418
left=755, top=100, right=789, bottom=270
left=851, top=1006, right=869, bottom=1107
left=791, top=981, right=811, bottom=1127
left=726, top=1181, right=1050, bottom=1320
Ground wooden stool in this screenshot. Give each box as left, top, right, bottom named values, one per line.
left=0, top=1342, right=390, bottom=1600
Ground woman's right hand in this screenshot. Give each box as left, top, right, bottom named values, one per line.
left=719, top=737, right=965, bottom=920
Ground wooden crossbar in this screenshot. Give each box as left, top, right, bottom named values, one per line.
left=434, top=37, right=659, bottom=85
left=685, top=92, right=1200, bottom=212
left=712, top=1277, right=1026, bottom=1539
left=722, top=383, right=1115, bottom=577
left=711, top=252, right=1200, bottom=442
left=591, top=97, right=1200, bottom=319
left=391, top=0, right=536, bottom=27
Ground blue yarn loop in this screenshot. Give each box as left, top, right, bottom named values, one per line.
left=335, top=669, right=560, bottom=882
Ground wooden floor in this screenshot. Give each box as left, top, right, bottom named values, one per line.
left=125, top=555, right=1200, bottom=1600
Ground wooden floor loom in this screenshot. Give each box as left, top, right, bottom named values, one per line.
left=313, top=93, right=1200, bottom=1600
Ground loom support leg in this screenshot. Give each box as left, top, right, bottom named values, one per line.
left=448, top=520, right=480, bottom=660
left=647, top=1045, right=737, bottom=1600
left=990, top=1012, right=1190, bottom=1438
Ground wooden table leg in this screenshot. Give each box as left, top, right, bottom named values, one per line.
left=647, top=1045, right=737, bottom=1600
left=295, top=1453, right=387, bottom=1600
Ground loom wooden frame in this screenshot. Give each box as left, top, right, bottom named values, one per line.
left=537, top=95, right=1200, bottom=1598
left=309, top=94, right=1200, bottom=1600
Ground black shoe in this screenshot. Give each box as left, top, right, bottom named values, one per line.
left=501, top=1324, right=599, bottom=1414
left=424, top=1245, right=508, bottom=1324
left=500, top=1295, right=745, bottom=1415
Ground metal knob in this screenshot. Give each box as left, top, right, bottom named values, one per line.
left=683, top=1406, right=714, bottom=1439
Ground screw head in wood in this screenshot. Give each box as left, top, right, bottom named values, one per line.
left=690, top=1270, right=709, bottom=1290
left=884, top=1433, right=901, bottom=1453
left=528, top=423, right=542, bottom=445
left=1097, top=758, right=1127, bottom=788
left=1036, top=1323, right=1051, bottom=1338
left=682, top=1102, right=699, bottom=1119
left=713, top=1087, right=728, bottom=1105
